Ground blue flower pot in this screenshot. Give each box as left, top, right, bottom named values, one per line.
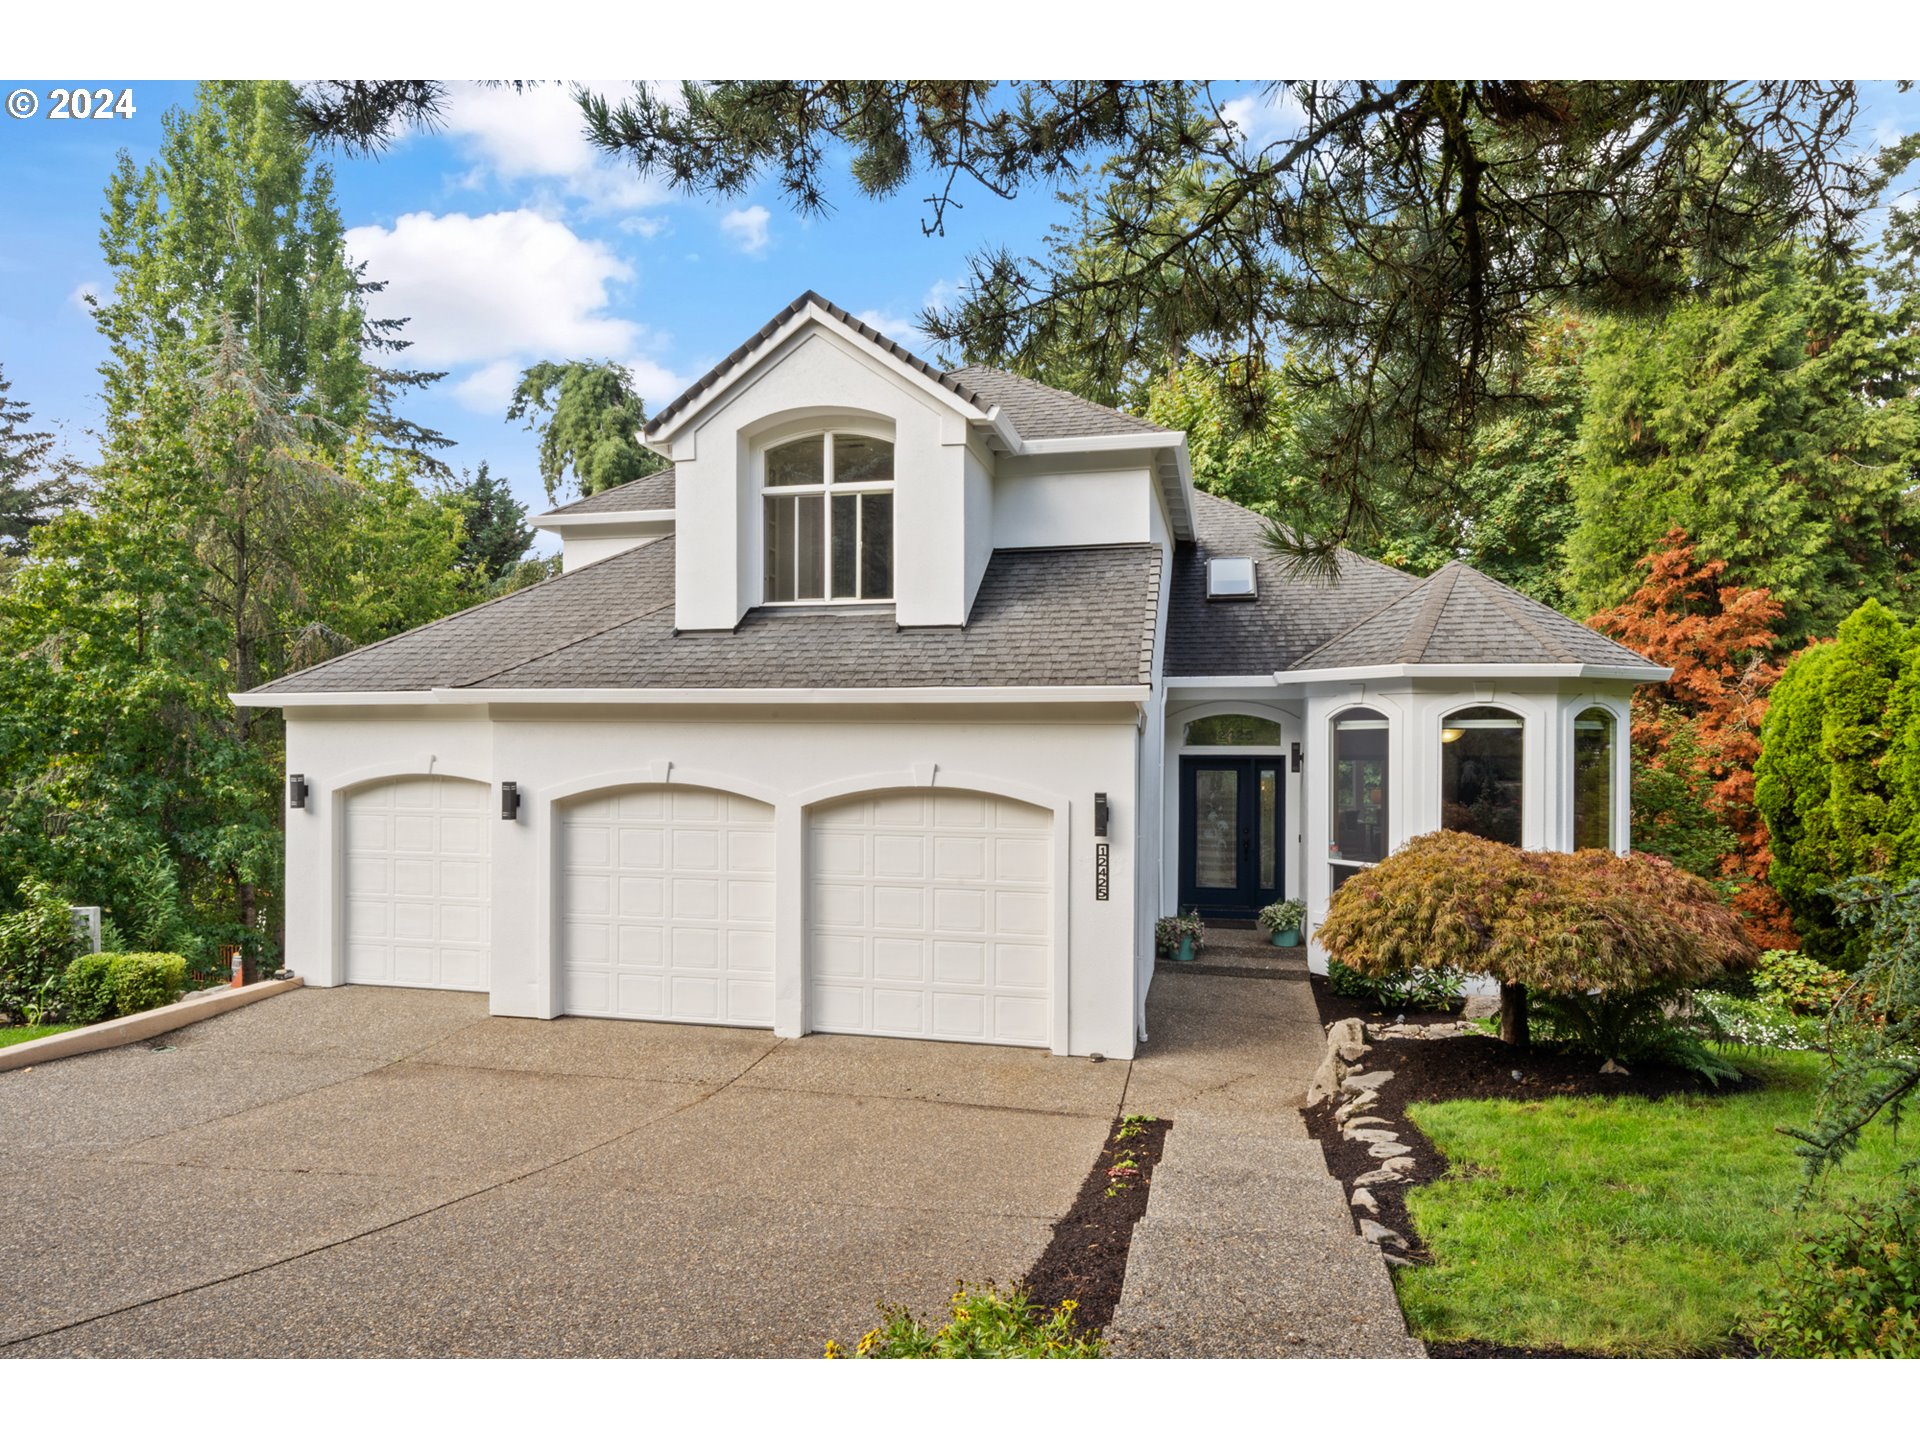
left=1175, top=936, right=1196, bottom=962
left=1272, top=928, right=1301, bottom=948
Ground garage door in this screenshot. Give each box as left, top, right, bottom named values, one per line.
left=808, top=790, right=1053, bottom=1047
left=342, top=777, right=491, bottom=990
left=560, top=787, right=776, bottom=1027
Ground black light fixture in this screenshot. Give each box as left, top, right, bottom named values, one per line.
left=1094, top=792, right=1110, bottom=837
left=288, top=774, right=309, bottom=809
left=501, top=781, right=521, bottom=821
left=1290, top=742, right=1303, bottom=774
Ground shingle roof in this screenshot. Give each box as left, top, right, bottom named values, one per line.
left=244, top=537, right=1161, bottom=696
left=645, top=292, right=987, bottom=437
left=537, top=468, right=675, bottom=518
left=1289, top=560, right=1657, bottom=672
left=943, top=365, right=1173, bottom=441
left=1165, top=491, right=1421, bottom=675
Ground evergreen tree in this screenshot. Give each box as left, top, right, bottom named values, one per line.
left=1569, top=250, right=1920, bottom=643
left=0, top=364, right=82, bottom=561
left=444, top=462, right=535, bottom=582
left=508, top=360, right=668, bottom=502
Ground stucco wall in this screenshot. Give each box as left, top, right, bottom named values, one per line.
left=284, top=704, right=1146, bottom=1057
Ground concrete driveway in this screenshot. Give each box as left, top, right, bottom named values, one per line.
left=0, top=988, right=1131, bottom=1357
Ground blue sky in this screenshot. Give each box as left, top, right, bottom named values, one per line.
left=2, top=79, right=1917, bottom=545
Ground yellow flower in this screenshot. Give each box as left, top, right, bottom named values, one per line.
left=823, top=1339, right=845, bottom=1358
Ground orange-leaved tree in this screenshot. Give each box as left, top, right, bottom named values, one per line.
left=1318, top=831, right=1757, bottom=1050
left=1588, top=528, right=1792, bottom=946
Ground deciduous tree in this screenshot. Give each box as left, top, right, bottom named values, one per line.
left=508, top=360, right=668, bottom=502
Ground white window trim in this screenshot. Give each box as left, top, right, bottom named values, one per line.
left=760, top=429, right=895, bottom=607
left=1437, top=701, right=1528, bottom=844
left=1328, top=704, right=1392, bottom=873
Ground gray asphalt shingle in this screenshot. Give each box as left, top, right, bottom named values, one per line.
left=538, top=469, right=676, bottom=517
left=944, top=366, right=1173, bottom=441
left=245, top=537, right=1161, bottom=695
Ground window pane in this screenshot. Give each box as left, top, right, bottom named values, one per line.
left=1207, top=556, right=1257, bottom=599
left=1442, top=706, right=1524, bottom=846
left=1573, top=708, right=1615, bottom=851
left=860, top=492, right=893, bottom=600
left=829, top=493, right=858, bottom=599
left=1259, top=766, right=1278, bottom=891
left=764, top=496, right=795, bottom=602
left=1194, top=768, right=1239, bottom=889
left=1185, top=714, right=1284, bottom=747
left=767, top=436, right=824, bottom=488
left=833, top=434, right=893, bottom=484
left=795, top=493, right=826, bottom=600
left=1331, top=710, right=1388, bottom=865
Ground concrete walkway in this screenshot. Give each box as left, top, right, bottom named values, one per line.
left=1107, top=935, right=1425, bottom=1358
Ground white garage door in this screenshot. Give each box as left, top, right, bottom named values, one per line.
left=342, top=777, right=491, bottom=990
left=809, top=790, right=1053, bottom=1047
left=560, top=787, right=776, bottom=1027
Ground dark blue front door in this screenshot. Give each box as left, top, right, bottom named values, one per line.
left=1178, top=756, right=1284, bottom=919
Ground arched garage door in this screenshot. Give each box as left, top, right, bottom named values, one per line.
left=808, top=790, right=1053, bottom=1047
left=342, top=776, right=491, bottom=990
left=559, top=787, right=776, bottom=1027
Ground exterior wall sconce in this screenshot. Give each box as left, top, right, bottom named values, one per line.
left=501, top=781, right=521, bottom=821
left=288, top=774, right=309, bottom=809
left=1290, top=742, right=1303, bottom=774
left=1093, top=792, right=1110, bottom=838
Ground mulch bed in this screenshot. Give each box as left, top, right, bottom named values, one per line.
left=1021, top=1114, right=1172, bottom=1335
left=1303, top=973, right=1760, bottom=1358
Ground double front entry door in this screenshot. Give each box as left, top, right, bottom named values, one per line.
left=1178, top=756, right=1285, bottom=920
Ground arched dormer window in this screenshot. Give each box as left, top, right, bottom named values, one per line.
left=1440, top=705, right=1524, bottom=846
left=763, top=432, right=894, bottom=603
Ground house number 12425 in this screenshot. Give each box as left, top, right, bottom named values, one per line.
left=1095, top=842, right=1110, bottom=901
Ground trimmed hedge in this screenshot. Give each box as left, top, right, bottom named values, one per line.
left=60, top=951, right=186, bottom=1022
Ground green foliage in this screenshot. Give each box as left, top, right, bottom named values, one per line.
left=0, top=1023, right=78, bottom=1049
left=824, top=1284, right=1103, bottom=1358
left=103, top=952, right=187, bottom=1016
left=0, top=878, right=84, bottom=1019
left=1755, top=603, right=1916, bottom=963
left=1753, top=948, right=1847, bottom=1016
left=508, top=360, right=668, bottom=502
left=1326, top=959, right=1464, bottom=1013
left=1154, top=912, right=1205, bottom=957
left=0, top=364, right=84, bottom=558
left=1785, top=877, right=1920, bottom=1178
left=1629, top=713, right=1741, bottom=883
left=1257, top=898, right=1305, bottom=934
left=1691, top=989, right=1827, bottom=1052
left=1754, top=1185, right=1920, bottom=1357
left=61, top=952, right=115, bottom=1025
left=1569, top=249, right=1920, bottom=644
left=489, top=553, right=564, bottom=597
left=1529, top=989, right=1744, bottom=1083
left=442, top=461, right=534, bottom=582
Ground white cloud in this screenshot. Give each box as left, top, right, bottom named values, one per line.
left=347, top=209, right=638, bottom=368
left=619, top=214, right=670, bottom=240
left=1220, top=86, right=1307, bottom=147
left=721, top=205, right=771, bottom=256
left=854, top=308, right=919, bottom=345
left=439, top=81, right=672, bottom=213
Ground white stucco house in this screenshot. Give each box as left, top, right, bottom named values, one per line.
left=238, top=291, right=1667, bottom=1060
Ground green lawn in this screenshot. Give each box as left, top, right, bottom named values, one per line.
left=1398, top=1050, right=1908, bottom=1356
left=0, top=1023, right=79, bottom=1049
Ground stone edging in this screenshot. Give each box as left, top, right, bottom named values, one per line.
left=0, top=977, right=304, bottom=1073
left=1306, top=1016, right=1417, bottom=1266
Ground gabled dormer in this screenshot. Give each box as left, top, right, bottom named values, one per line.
left=533, top=292, right=1199, bottom=630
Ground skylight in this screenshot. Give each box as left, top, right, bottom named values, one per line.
left=1206, top=556, right=1258, bottom=601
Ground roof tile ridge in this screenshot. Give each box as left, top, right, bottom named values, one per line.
left=1395, top=562, right=1463, bottom=665
left=542, top=466, right=675, bottom=517
left=1459, top=565, right=1579, bottom=663
left=462, top=588, right=679, bottom=689
left=1287, top=565, right=1442, bottom=671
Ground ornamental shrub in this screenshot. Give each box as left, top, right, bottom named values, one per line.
left=824, top=1283, right=1103, bottom=1358
left=1753, top=948, right=1847, bottom=1017
left=1753, top=1185, right=1920, bottom=1357
left=61, top=952, right=116, bottom=1025
left=1317, top=831, right=1756, bottom=1047
left=1326, top=959, right=1464, bottom=1013
left=0, top=878, right=86, bottom=1020
left=102, top=952, right=187, bottom=1016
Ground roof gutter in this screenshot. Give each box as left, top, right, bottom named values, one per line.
left=234, top=684, right=1153, bottom=710
left=1270, top=662, right=1673, bottom=685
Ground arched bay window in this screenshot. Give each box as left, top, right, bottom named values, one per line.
left=763, top=431, right=894, bottom=602
left=1330, top=708, right=1389, bottom=891
left=1441, top=706, right=1524, bottom=846
left=1572, top=706, right=1617, bottom=851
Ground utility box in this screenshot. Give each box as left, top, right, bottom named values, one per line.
left=69, top=906, right=102, bottom=955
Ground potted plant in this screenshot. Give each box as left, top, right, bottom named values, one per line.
left=1155, top=912, right=1207, bottom=962
left=1259, top=898, right=1306, bottom=948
